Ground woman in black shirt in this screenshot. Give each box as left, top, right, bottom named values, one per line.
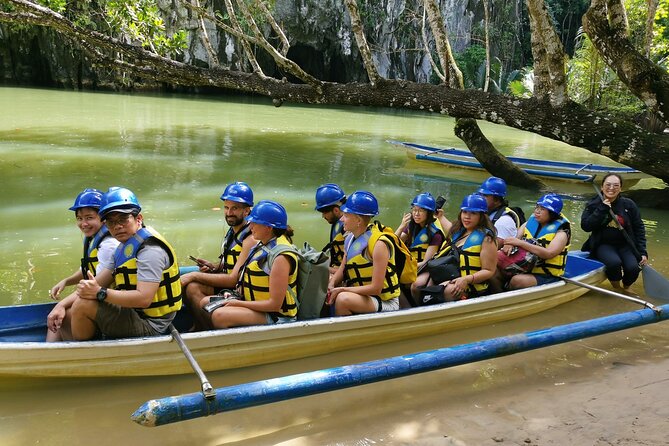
left=581, top=173, right=648, bottom=289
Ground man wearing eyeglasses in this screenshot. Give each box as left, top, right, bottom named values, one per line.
left=66, top=187, right=182, bottom=340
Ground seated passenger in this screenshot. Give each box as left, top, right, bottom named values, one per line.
left=210, top=200, right=298, bottom=328
left=414, top=194, right=497, bottom=302
left=314, top=183, right=348, bottom=275
left=496, top=194, right=570, bottom=290
left=71, top=187, right=183, bottom=340
left=327, top=190, right=401, bottom=315
left=47, top=188, right=120, bottom=341
left=478, top=176, right=521, bottom=246
left=395, top=192, right=445, bottom=304
left=581, top=173, right=647, bottom=290
left=181, top=182, right=256, bottom=330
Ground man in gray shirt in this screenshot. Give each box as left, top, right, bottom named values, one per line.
left=70, top=187, right=183, bottom=340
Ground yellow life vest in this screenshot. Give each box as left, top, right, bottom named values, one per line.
left=523, top=215, right=571, bottom=276
left=343, top=224, right=401, bottom=301
left=239, top=235, right=298, bottom=317
left=450, top=228, right=491, bottom=295
left=112, top=227, right=182, bottom=318
left=328, top=220, right=346, bottom=268
left=489, top=206, right=521, bottom=227
left=408, top=220, right=444, bottom=262
left=219, top=223, right=252, bottom=273
left=82, top=225, right=112, bottom=276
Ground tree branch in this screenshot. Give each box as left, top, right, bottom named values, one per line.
left=192, top=0, right=220, bottom=67
left=584, top=1, right=669, bottom=122
left=232, top=0, right=322, bottom=88
left=222, top=0, right=263, bottom=74
left=343, top=0, right=381, bottom=86
left=254, top=0, right=289, bottom=57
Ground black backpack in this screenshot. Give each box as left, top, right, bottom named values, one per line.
left=510, top=206, right=526, bottom=226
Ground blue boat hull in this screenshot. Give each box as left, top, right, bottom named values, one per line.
left=394, top=141, right=648, bottom=185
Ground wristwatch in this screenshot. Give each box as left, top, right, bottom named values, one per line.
left=96, top=287, right=108, bottom=302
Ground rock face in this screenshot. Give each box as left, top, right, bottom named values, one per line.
left=0, top=0, right=472, bottom=89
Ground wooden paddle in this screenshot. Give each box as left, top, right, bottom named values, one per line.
left=589, top=181, right=669, bottom=301
left=560, top=276, right=659, bottom=311
left=169, top=324, right=215, bottom=399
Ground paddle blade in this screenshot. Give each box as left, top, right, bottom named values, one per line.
left=642, top=265, right=669, bottom=301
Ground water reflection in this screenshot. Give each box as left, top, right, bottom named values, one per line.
left=1, top=86, right=668, bottom=444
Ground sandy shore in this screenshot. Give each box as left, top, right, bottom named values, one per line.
left=297, top=323, right=669, bottom=446
left=436, top=355, right=669, bottom=446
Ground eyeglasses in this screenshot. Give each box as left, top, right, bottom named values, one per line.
left=603, top=183, right=621, bottom=189
left=411, top=207, right=427, bottom=214
left=105, top=214, right=133, bottom=227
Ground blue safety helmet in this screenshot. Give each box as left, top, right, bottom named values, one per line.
left=98, top=187, right=141, bottom=219
left=411, top=192, right=436, bottom=212
left=478, top=177, right=507, bottom=197
left=69, top=188, right=103, bottom=211
left=220, top=182, right=254, bottom=207
left=536, top=194, right=563, bottom=214
left=340, top=190, right=379, bottom=216
left=246, top=200, right=287, bottom=229
left=314, top=183, right=346, bottom=211
left=460, top=194, right=488, bottom=213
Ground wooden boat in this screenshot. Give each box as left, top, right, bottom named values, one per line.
left=392, top=141, right=650, bottom=186
left=0, top=253, right=605, bottom=379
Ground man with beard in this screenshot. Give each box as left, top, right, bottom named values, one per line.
left=181, top=182, right=256, bottom=330
left=314, top=183, right=347, bottom=275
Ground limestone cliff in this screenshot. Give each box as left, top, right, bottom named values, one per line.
left=0, top=0, right=473, bottom=89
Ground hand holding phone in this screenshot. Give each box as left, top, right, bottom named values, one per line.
left=188, top=255, right=204, bottom=265
left=435, top=195, right=446, bottom=210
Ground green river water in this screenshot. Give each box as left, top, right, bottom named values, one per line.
left=0, top=86, right=667, bottom=445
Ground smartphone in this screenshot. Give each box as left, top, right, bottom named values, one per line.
left=188, top=255, right=205, bottom=266
left=435, top=195, right=446, bottom=210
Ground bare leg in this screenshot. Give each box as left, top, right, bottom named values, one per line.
left=507, top=274, right=539, bottom=290
left=487, top=270, right=507, bottom=294
left=210, top=306, right=267, bottom=328
left=334, top=292, right=378, bottom=315
left=69, top=298, right=99, bottom=341
left=46, top=315, right=73, bottom=342
left=46, top=329, right=62, bottom=342
left=410, top=272, right=432, bottom=302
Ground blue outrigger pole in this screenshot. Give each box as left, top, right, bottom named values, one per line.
left=132, top=303, right=668, bottom=427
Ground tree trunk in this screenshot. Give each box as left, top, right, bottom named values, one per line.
left=526, top=0, right=568, bottom=105
left=455, top=118, right=544, bottom=190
